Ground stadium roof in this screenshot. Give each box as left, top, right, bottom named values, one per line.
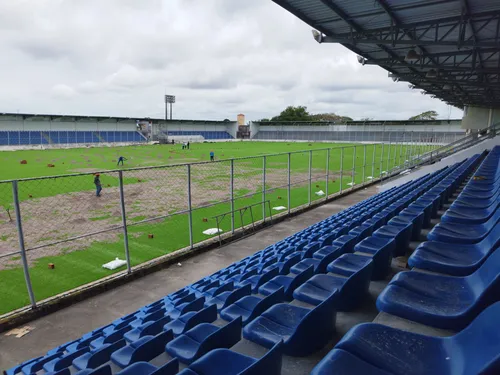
left=272, top=0, right=500, bottom=109
left=0, top=113, right=232, bottom=125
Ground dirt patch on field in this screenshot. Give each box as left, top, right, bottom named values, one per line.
left=0, top=165, right=338, bottom=268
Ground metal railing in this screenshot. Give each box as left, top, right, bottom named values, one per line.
left=0, top=140, right=442, bottom=315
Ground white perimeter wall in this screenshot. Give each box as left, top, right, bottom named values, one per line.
left=0, top=115, right=137, bottom=131
left=158, top=121, right=238, bottom=138
left=251, top=123, right=464, bottom=135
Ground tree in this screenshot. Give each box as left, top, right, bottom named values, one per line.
left=309, top=113, right=352, bottom=122
left=271, top=106, right=311, bottom=122
left=409, top=110, right=438, bottom=121
left=223, top=119, right=230, bottom=122
left=258, top=118, right=271, bottom=122
left=360, top=117, right=374, bottom=121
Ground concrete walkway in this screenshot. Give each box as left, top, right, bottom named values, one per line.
left=0, top=186, right=378, bottom=370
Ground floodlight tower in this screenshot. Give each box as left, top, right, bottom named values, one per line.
left=165, top=95, right=176, bottom=120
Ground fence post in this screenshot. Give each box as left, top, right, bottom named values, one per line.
left=12, top=180, right=37, bottom=309
left=362, top=145, right=366, bottom=184
left=386, top=132, right=392, bottom=172
left=325, top=148, right=330, bottom=198
left=287, top=153, right=291, bottom=215
left=351, top=146, right=356, bottom=188
left=262, top=156, right=266, bottom=222
left=371, top=144, right=376, bottom=180
left=230, top=159, right=235, bottom=234
left=118, top=171, right=132, bottom=274
left=379, top=142, right=385, bottom=179
left=308, top=150, right=312, bottom=205
left=409, top=131, right=414, bottom=165
left=340, top=147, right=344, bottom=193
left=187, top=165, right=194, bottom=248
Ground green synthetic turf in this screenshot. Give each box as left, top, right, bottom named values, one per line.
left=0, top=141, right=428, bottom=314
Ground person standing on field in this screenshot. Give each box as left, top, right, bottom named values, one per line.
left=210, top=150, right=215, bottom=161
left=117, top=156, right=127, bottom=166
left=94, top=173, right=102, bottom=197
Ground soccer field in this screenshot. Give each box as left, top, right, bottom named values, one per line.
left=0, top=141, right=425, bottom=314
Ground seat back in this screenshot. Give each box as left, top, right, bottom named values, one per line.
left=198, top=317, right=242, bottom=360
left=453, top=302, right=500, bottom=375
left=240, top=341, right=283, bottom=375
left=473, top=247, right=500, bottom=290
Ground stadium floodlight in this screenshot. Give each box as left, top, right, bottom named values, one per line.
left=426, top=69, right=437, bottom=78
left=405, top=49, right=420, bottom=62
left=164, top=95, right=176, bottom=120
left=357, top=55, right=366, bottom=65
left=311, top=30, right=323, bottom=43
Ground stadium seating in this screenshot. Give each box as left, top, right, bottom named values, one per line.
left=0, top=130, right=145, bottom=146
left=166, top=131, right=233, bottom=140
left=310, top=302, right=500, bottom=375
left=7, top=147, right=500, bottom=375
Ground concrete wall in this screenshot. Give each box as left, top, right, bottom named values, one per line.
left=250, top=123, right=464, bottom=137
left=156, top=121, right=237, bottom=137
left=0, top=115, right=137, bottom=131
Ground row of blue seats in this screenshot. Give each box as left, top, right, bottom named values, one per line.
left=0, top=131, right=145, bottom=145
left=166, top=131, right=233, bottom=140
left=311, top=147, right=500, bottom=374
left=4, top=152, right=484, bottom=375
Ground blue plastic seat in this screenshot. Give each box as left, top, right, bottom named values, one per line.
left=373, top=223, right=412, bottom=257
left=4, top=357, right=43, bottom=375
left=21, top=354, right=62, bottom=375
left=166, top=317, right=242, bottom=364
left=243, top=293, right=337, bottom=356
left=163, top=304, right=217, bottom=337
left=72, top=340, right=126, bottom=370
left=177, top=341, right=283, bottom=375
left=238, top=267, right=280, bottom=292
left=294, top=254, right=373, bottom=310
left=123, top=315, right=171, bottom=343
left=313, top=302, right=500, bottom=375
left=408, top=223, right=500, bottom=276
left=114, top=359, right=178, bottom=375
left=258, top=266, right=314, bottom=300
left=310, top=349, right=393, bottom=375
left=204, top=284, right=252, bottom=311
left=42, top=348, right=89, bottom=373
left=90, top=326, right=131, bottom=350
left=377, top=248, right=500, bottom=329
left=428, top=207, right=500, bottom=244
left=110, top=330, right=174, bottom=368
left=220, top=287, right=285, bottom=325
left=354, top=236, right=395, bottom=280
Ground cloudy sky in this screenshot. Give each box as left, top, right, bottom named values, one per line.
left=0, top=0, right=464, bottom=121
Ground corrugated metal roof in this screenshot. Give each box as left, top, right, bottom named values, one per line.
left=273, top=0, right=500, bottom=108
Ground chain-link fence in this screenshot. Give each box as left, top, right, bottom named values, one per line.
left=0, top=141, right=441, bottom=315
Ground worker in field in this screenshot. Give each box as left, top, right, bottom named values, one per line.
left=210, top=150, right=215, bottom=161
left=187, top=141, right=190, bottom=150
left=117, top=156, right=127, bottom=166
left=94, top=173, right=102, bottom=197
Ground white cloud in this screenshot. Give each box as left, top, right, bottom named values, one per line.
left=0, top=0, right=464, bottom=121
left=51, top=84, right=76, bottom=99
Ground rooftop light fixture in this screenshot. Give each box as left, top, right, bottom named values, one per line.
left=311, top=30, right=323, bottom=43
left=426, top=69, right=438, bottom=78
left=405, top=49, right=420, bottom=62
